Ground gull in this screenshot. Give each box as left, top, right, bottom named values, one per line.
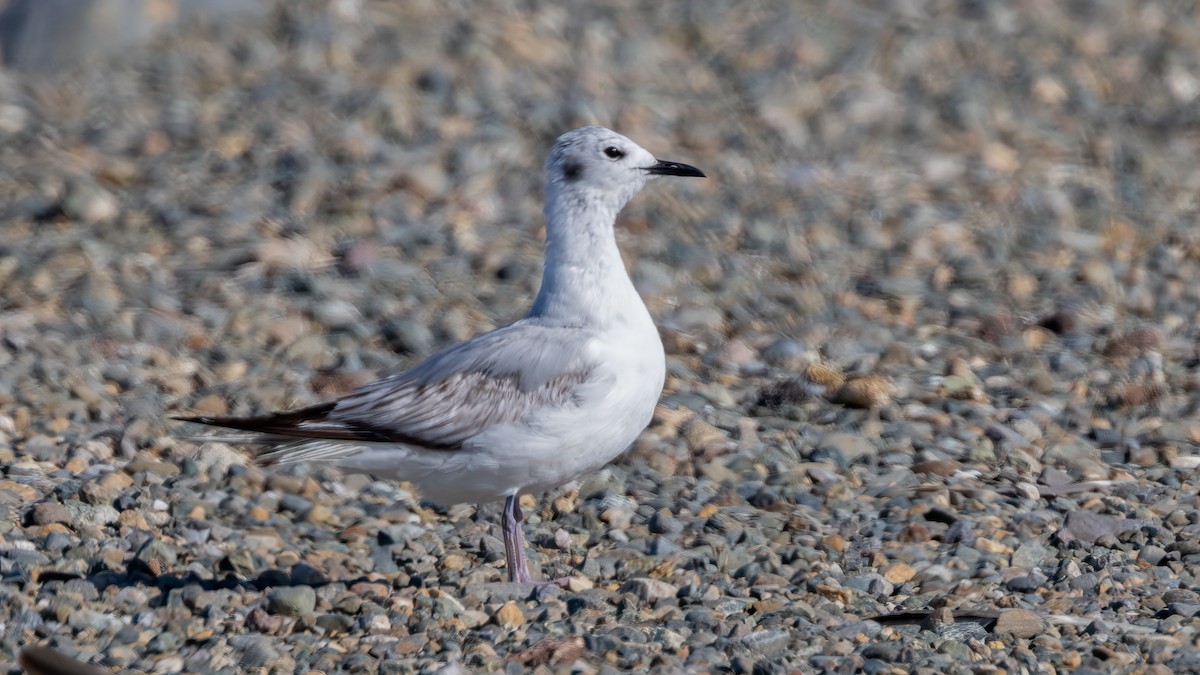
left=177, top=126, right=705, bottom=583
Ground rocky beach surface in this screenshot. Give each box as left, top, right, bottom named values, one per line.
left=2, top=1, right=1200, bottom=672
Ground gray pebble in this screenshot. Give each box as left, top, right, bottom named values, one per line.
left=268, top=585, right=317, bottom=617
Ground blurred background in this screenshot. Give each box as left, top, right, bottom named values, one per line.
left=3, top=0, right=1197, bottom=417
left=2, top=0, right=1200, bottom=672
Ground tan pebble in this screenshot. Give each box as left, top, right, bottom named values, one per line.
left=567, top=576, right=594, bottom=592
left=823, top=534, right=848, bottom=553
left=248, top=506, right=270, bottom=521
left=159, top=376, right=194, bottom=396
left=1032, top=76, right=1068, bottom=106
left=805, top=363, right=846, bottom=388
left=697, top=503, right=718, bottom=518
left=975, top=537, right=1013, bottom=555
left=494, top=601, right=524, bottom=628
left=216, top=130, right=252, bottom=158
left=913, top=460, right=959, bottom=477
left=983, top=141, right=1019, bottom=172
left=263, top=314, right=310, bottom=346
left=752, top=599, right=786, bottom=614
left=215, top=360, right=248, bottom=382
left=366, top=614, right=391, bottom=634
left=716, top=339, right=757, bottom=368
left=300, top=477, right=322, bottom=498
left=1169, top=455, right=1200, bottom=470
left=600, top=507, right=632, bottom=529
left=1062, top=651, right=1082, bottom=668
left=47, top=417, right=70, bottom=434
left=0, top=480, right=39, bottom=501
left=304, top=504, right=334, bottom=524
left=552, top=495, right=576, bottom=515
left=882, top=563, right=915, bottom=584
left=684, top=419, right=726, bottom=452
left=118, top=511, right=149, bottom=530
left=944, top=356, right=975, bottom=380
left=830, top=376, right=891, bottom=409
left=993, top=608, right=1045, bottom=638
left=38, top=523, right=72, bottom=537
left=1007, top=272, right=1039, bottom=300
left=442, top=554, right=467, bottom=571
left=814, top=583, right=853, bottom=604
left=652, top=405, right=696, bottom=437
left=99, top=471, right=133, bottom=491
left=191, top=394, right=228, bottom=416
left=188, top=505, right=205, bottom=519
left=255, top=237, right=324, bottom=272
left=13, top=407, right=30, bottom=432
left=64, top=456, right=89, bottom=473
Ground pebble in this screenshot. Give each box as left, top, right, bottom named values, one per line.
left=620, top=578, right=678, bottom=603
left=992, top=609, right=1045, bottom=639
left=494, top=601, right=525, bottom=628
left=267, top=586, right=317, bottom=617
left=25, top=502, right=73, bottom=527
left=133, top=538, right=178, bottom=576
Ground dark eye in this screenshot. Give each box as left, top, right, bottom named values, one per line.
left=603, top=146, right=625, bottom=159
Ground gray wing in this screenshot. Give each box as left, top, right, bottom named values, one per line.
left=177, top=319, right=595, bottom=452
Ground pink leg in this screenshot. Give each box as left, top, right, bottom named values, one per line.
left=502, top=494, right=569, bottom=586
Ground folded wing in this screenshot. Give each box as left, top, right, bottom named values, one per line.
left=177, top=320, right=595, bottom=456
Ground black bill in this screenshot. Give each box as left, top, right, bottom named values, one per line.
left=643, top=159, right=706, bottom=178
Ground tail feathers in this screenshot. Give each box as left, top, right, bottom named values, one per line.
left=173, top=402, right=371, bottom=465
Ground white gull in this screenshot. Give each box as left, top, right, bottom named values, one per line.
left=178, top=126, right=705, bottom=583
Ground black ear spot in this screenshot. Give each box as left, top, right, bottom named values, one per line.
left=562, top=161, right=583, bottom=182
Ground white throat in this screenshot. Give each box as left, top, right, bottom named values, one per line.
left=527, top=185, right=647, bottom=328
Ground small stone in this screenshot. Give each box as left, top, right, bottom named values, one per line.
left=134, top=538, right=178, bottom=576
left=1011, top=540, right=1053, bottom=568
left=246, top=607, right=283, bottom=633
left=805, top=363, right=845, bottom=388
left=566, top=577, right=594, bottom=592
left=26, top=502, right=74, bottom=527
left=741, top=630, right=791, bottom=657
left=684, top=420, right=728, bottom=453
left=975, top=537, right=1012, bottom=555
left=494, top=601, right=525, bottom=628
left=620, top=577, right=678, bottom=603
left=648, top=510, right=683, bottom=535
left=62, top=179, right=119, bottom=224
left=1055, top=510, right=1152, bottom=546
left=315, top=613, right=356, bottom=635
left=830, top=375, right=891, bottom=409
left=365, top=613, right=391, bottom=633
left=882, top=563, right=915, bottom=584
left=992, top=608, right=1045, bottom=638
left=815, top=432, right=877, bottom=463
left=304, top=504, right=334, bottom=524
left=599, top=506, right=634, bottom=530
left=268, top=586, right=317, bottom=617
left=1139, top=545, right=1168, bottom=566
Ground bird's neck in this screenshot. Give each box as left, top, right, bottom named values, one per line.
left=528, top=190, right=647, bottom=327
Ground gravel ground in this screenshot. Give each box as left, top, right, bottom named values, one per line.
left=2, top=1, right=1200, bottom=673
